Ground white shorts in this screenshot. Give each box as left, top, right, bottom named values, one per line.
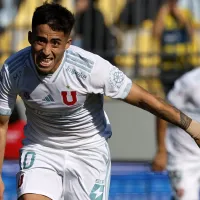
left=168, top=164, right=200, bottom=200
left=16, top=142, right=111, bottom=200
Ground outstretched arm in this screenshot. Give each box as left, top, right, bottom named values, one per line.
left=123, top=83, right=200, bottom=145
left=124, top=83, right=191, bottom=129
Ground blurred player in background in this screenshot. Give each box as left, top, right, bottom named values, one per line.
left=0, top=2, right=200, bottom=200
left=73, top=0, right=117, bottom=64
left=153, top=0, right=194, bottom=159
left=153, top=0, right=194, bottom=94
left=152, top=67, right=200, bottom=200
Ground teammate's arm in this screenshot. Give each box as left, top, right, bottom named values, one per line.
left=152, top=118, right=167, bottom=171
left=0, top=115, right=10, bottom=200
left=123, top=83, right=200, bottom=145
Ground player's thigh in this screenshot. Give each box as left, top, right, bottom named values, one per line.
left=169, top=169, right=200, bottom=200
left=17, top=146, right=64, bottom=200
left=17, top=168, right=63, bottom=200
left=18, top=193, right=51, bottom=200
left=65, top=142, right=111, bottom=200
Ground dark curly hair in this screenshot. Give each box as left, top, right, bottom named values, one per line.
left=32, top=2, right=75, bottom=35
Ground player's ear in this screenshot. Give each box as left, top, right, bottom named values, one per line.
left=65, top=38, right=72, bottom=49
left=28, top=31, right=33, bottom=45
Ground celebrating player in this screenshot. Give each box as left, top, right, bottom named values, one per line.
left=0, top=2, right=200, bottom=200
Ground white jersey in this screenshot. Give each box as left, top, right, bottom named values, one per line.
left=0, top=45, right=132, bottom=149
left=166, top=67, right=200, bottom=164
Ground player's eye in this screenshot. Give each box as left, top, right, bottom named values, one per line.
left=51, top=40, right=60, bottom=47
left=35, top=37, right=46, bottom=45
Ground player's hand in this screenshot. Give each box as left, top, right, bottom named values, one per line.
left=0, top=176, right=4, bottom=200
left=152, top=151, right=167, bottom=171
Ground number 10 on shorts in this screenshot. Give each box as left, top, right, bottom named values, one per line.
left=22, top=152, right=36, bottom=169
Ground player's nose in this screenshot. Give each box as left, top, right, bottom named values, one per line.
left=42, top=43, right=51, bottom=56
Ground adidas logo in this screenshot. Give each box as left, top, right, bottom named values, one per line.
left=42, top=94, right=54, bottom=102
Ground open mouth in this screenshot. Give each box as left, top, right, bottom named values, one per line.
left=38, top=58, right=53, bottom=68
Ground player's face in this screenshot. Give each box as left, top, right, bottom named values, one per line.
left=28, top=24, right=71, bottom=75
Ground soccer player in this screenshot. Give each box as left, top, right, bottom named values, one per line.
left=152, top=67, right=200, bottom=200
left=0, top=2, right=200, bottom=200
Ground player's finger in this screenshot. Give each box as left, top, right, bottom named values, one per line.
left=152, top=163, right=160, bottom=171
left=152, top=163, right=164, bottom=171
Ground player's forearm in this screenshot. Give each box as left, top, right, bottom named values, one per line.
left=137, top=95, right=191, bottom=130
left=136, top=93, right=200, bottom=146
left=0, top=126, right=8, bottom=174
left=124, top=84, right=191, bottom=131
left=156, top=118, right=167, bottom=152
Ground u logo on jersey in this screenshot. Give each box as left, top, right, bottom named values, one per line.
left=61, top=91, right=77, bottom=106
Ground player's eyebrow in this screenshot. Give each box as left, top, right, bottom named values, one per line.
left=35, top=36, right=47, bottom=41
left=51, top=38, right=62, bottom=42
left=35, top=36, right=62, bottom=42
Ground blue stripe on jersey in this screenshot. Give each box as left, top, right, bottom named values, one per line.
left=6, top=48, right=30, bottom=74
left=7, top=51, right=29, bottom=71
left=68, top=50, right=94, bottom=65
left=9, top=55, right=29, bottom=74
left=67, top=53, right=93, bottom=69
left=66, top=58, right=92, bottom=73
left=6, top=47, right=30, bottom=66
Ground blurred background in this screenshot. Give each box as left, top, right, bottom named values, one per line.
left=1, top=0, right=200, bottom=199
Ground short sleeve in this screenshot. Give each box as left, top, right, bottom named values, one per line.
left=88, top=56, right=132, bottom=99
left=0, top=64, right=17, bottom=115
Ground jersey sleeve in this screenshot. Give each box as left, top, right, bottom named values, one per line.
left=88, top=56, right=132, bottom=99
left=0, top=64, right=18, bottom=115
